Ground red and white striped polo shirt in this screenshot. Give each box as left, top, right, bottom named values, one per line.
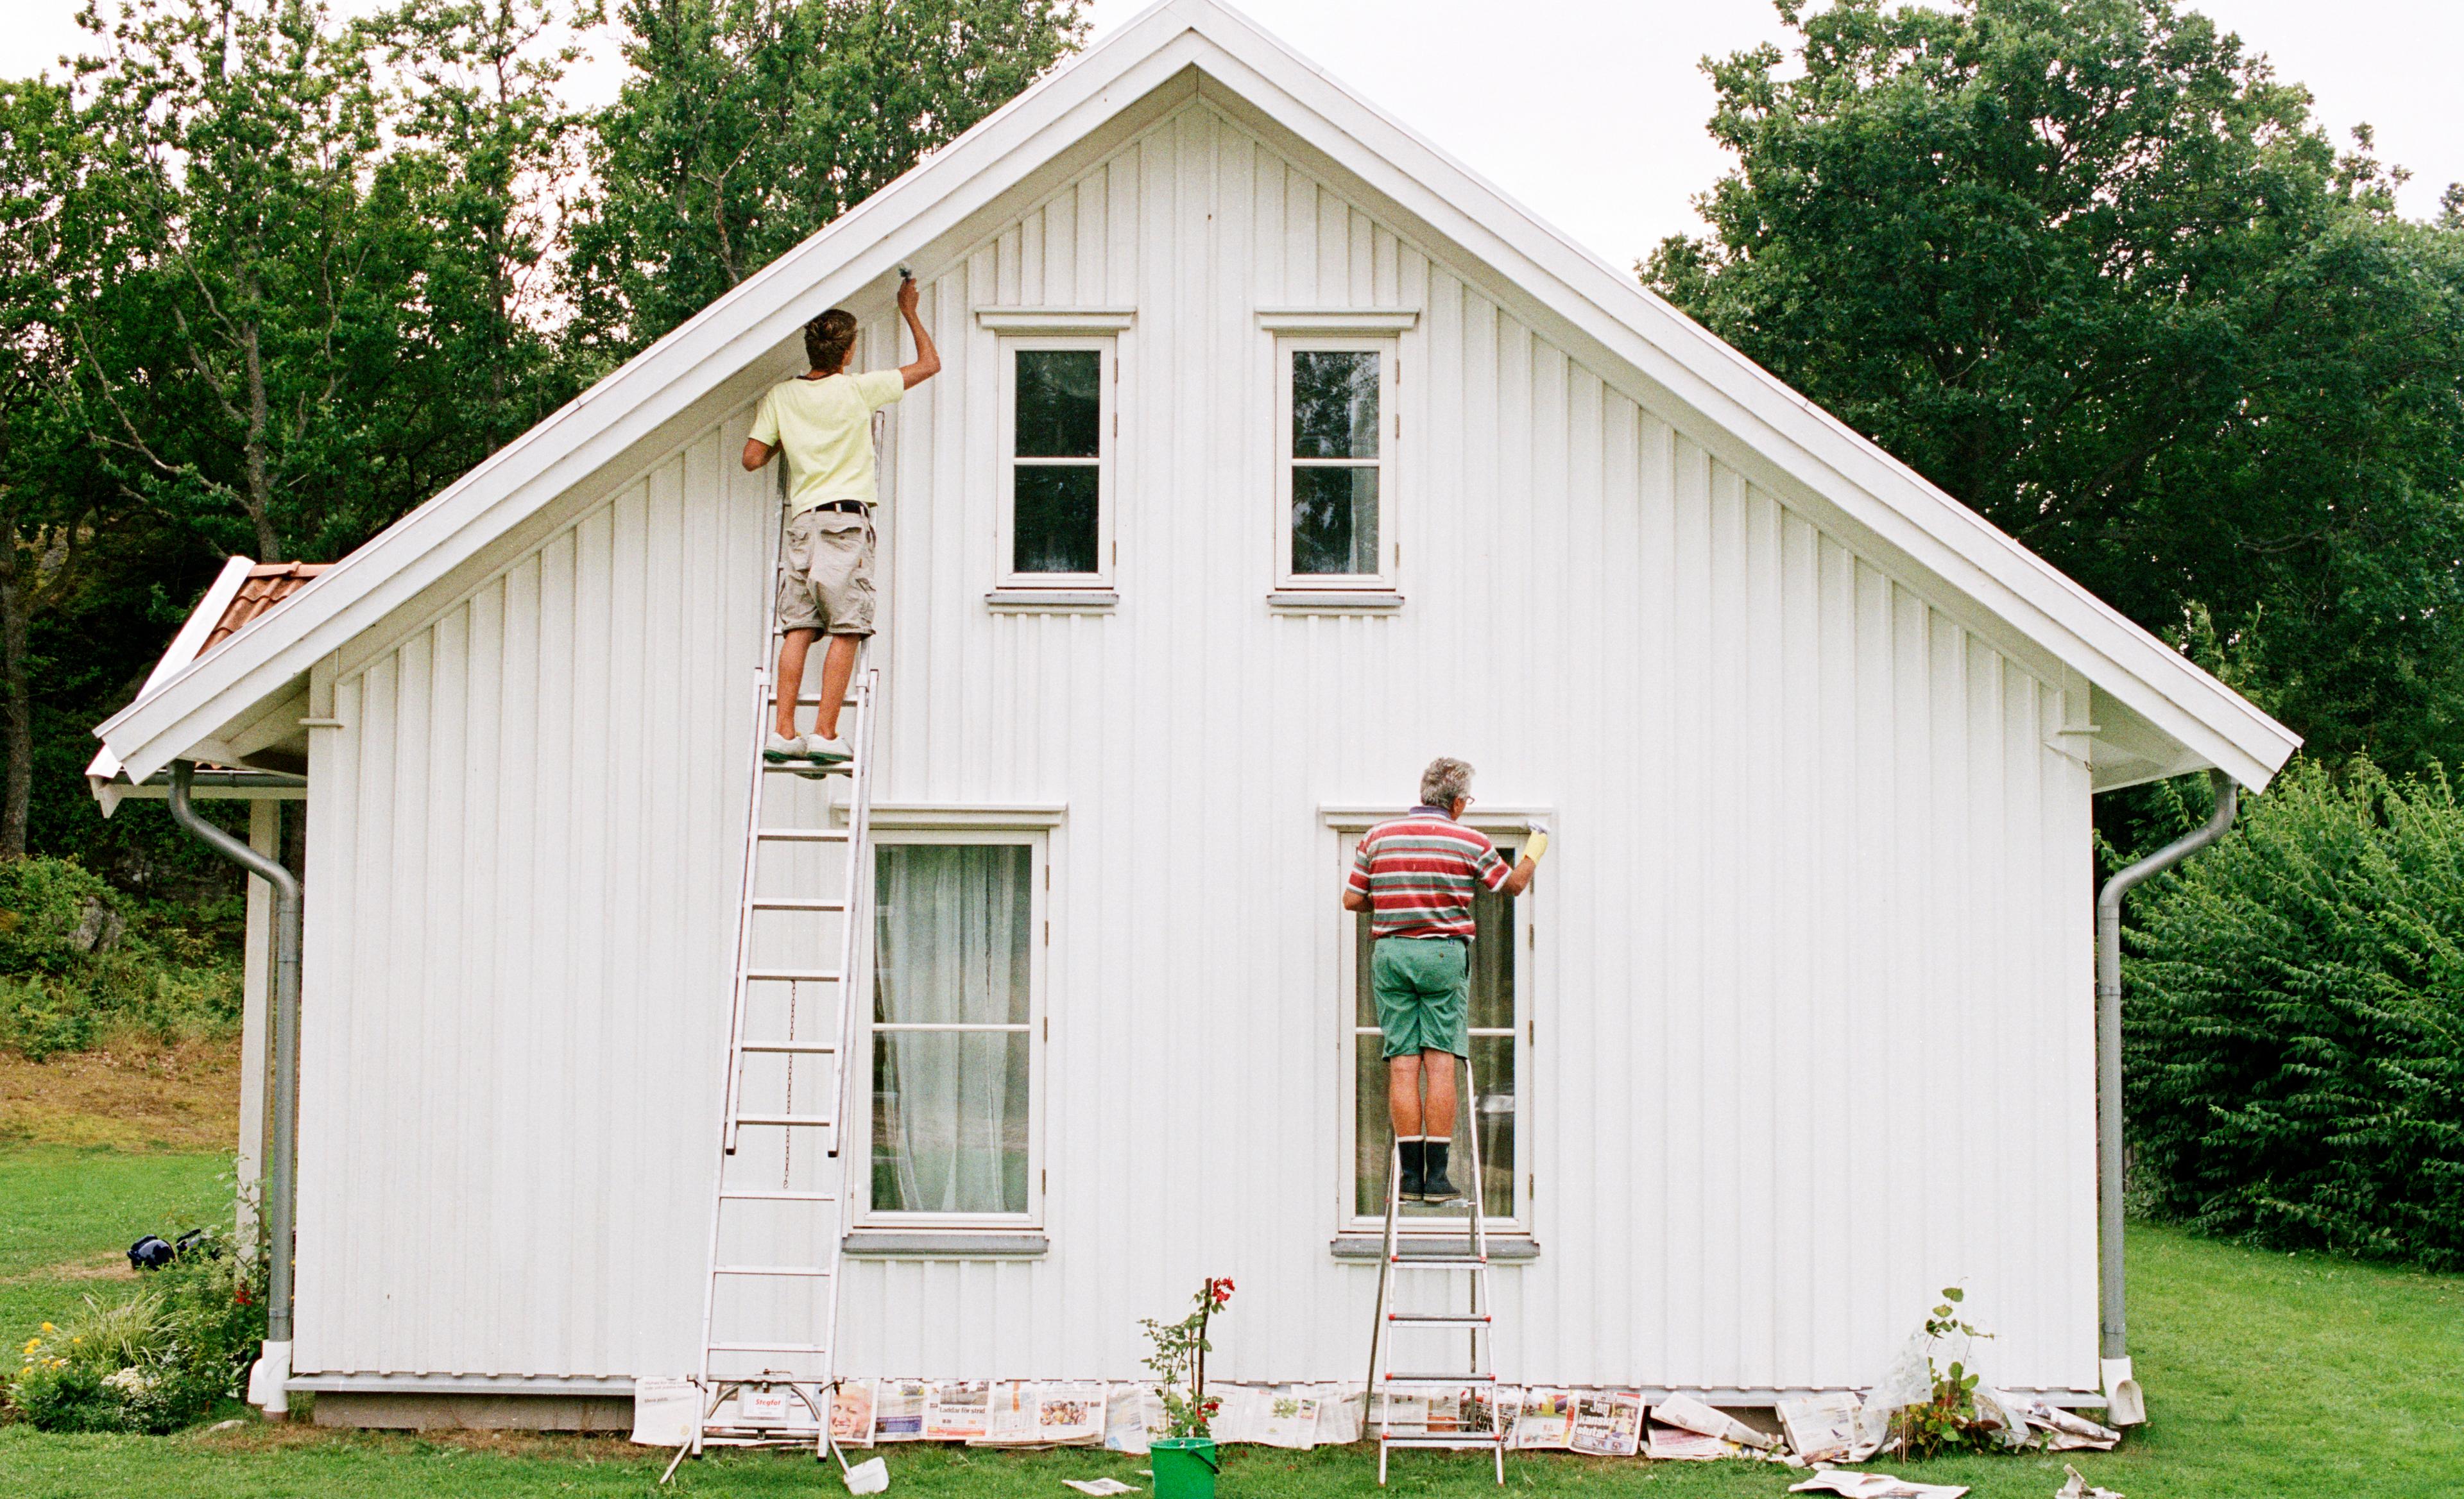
left=1349, top=807, right=1511, bottom=939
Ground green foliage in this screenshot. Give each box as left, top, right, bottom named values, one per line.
left=1889, top=1287, right=2005, bottom=1460
left=0, top=855, right=241, bottom=1059
left=563, top=0, right=1088, bottom=359
left=2125, top=758, right=2464, bottom=1269
left=8, top=1223, right=267, bottom=1434
left=1137, top=1276, right=1231, bottom=1439
left=1648, top=0, right=2464, bottom=775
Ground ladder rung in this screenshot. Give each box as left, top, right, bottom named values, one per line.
left=1383, top=1372, right=1498, bottom=1385
left=733, top=1113, right=836, bottom=1127
left=1386, top=1312, right=1492, bottom=1324
left=762, top=691, right=864, bottom=705
left=748, top=897, right=848, bottom=911
left=755, top=828, right=850, bottom=842
left=713, top=1264, right=834, bottom=1277
left=737, top=1040, right=838, bottom=1054
left=717, top=1188, right=839, bottom=1201
left=708, top=1341, right=830, bottom=1353
left=760, top=760, right=855, bottom=775
left=1381, top=1433, right=1509, bottom=1447
left=743, top=968, right=841, bottom=983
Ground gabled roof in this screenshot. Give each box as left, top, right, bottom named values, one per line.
left=93, top=0, right=2298, bottom=791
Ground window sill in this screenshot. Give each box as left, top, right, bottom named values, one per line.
left=843, top=1230, right=1050, bottom=1258
left=1328, top=1235, right=1539, bottom=1262
left=1267, top=590, right=1405, bottom=612
left=986, top=588, right=1118, bottom=613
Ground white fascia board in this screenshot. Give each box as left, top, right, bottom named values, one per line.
left=1181, top=3, right=2298, bottom=790
left=85, top=554, right=256, bottom=807
left=94, top=7, right=1208, bottom=785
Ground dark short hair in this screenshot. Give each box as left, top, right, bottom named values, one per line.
left=804, top=309, right=859, bottom=372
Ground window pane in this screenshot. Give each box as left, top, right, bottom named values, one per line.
left=1292, top=350, right=1380, bottom=458
left=1291, top=466, right=1379, bottom=575
left=873, top=844, right=1031, bottom=1025
left=1014, top=349, right=1101, bottom=458
left=871, top=1030, right=1030, bottom=1213
left=1013, top=465, right=1100, bottom=574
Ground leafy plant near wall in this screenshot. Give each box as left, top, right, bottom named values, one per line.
left=1138, top=1277, right=1233, bottom=1439
left=1889, top=1287, right=1999, bottom=1460
left=2125, top=757, right=2464, bottom=1271
left=8, top=1222, right=267, bottom=1434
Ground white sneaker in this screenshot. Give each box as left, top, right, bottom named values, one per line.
left=800, top=733, right=853, bottom=764
left=762, top=733, right=801, bottom=762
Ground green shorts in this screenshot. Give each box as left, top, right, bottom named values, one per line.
left=1371, top=937, right=1470, bottom=1059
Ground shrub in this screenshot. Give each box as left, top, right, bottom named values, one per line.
left=2125, top=758, right=2464, bottom=1269
left=8, top=1224, right=267, bottom=1433
left=0, top=855, right=243, bottom=1059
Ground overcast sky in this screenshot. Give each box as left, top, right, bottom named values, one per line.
left=8, top=0, right=2457, bottom=266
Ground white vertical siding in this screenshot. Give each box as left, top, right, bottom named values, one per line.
left=300, top=95, right=2099, bottom=1395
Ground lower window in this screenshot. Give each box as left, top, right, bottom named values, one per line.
left=1348, top=841, right=1522, bottom=1228
left=869, top=839, right=1039, bottom=1219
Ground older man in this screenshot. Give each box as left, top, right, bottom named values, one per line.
left=1344, top=758, right=1548, bottom=1202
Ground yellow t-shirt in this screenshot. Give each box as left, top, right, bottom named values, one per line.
left=750, top=370, right=906, bottom=513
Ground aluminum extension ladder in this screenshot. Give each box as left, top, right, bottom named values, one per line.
left=664, top=508, right=882, bottom=1483
left=1364, top=1051, right=1508, bottom=1485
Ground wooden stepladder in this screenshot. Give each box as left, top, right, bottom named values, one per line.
left=664, top=506, right=882, bottom=1484
left=1364, top=1051, right=1509, bottom=1486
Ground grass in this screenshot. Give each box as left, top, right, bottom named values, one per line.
left=4, top=1144, right=2461, bottom=1497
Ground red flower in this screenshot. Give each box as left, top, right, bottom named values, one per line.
left=234, top=1285, right=252, bottom=1306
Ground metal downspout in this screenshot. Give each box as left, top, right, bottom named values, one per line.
left=168, top=760, right=300, bottom=1415
left=2096, top=767, right=2237, bottom=1361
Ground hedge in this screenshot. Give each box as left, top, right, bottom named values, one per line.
left=2125, top=758, right=2464, bottom=1269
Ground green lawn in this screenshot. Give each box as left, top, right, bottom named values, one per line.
left=4, top=1145, right=2460, bottom=1498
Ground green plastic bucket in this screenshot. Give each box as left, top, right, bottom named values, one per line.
left=1149, top=1436, right=1221, bottom=1499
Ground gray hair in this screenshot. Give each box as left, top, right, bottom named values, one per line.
left=1419, top=757, right=1474, bottom=809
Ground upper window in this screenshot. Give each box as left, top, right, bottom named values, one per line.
left=1001, top=340, right=1113, bottom=585
left=867, top=835, right=1043, bottom=1223
left=1344, top=834, right=1525, bottom=1231
left=1278, top=338, right=1396, bottom=587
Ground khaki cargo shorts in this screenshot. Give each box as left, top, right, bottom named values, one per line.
left=776, top=506, right=876, bottom=637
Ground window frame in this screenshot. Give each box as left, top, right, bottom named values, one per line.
left=997, top=336, right=1115, bottom=591
left=855, top=826, right=1049, bottom=1232
left=1275, top=334, right=1400, bottom=592
left=1333, top=818, right=1534, bottom=1237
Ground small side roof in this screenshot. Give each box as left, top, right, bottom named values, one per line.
left=92, top=0, right=2298, bottom=792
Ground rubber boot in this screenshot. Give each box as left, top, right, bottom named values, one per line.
left=1397, top=1138, right=1425, bottom=1202
left=1421, top=1139, right=1458, bottom=1202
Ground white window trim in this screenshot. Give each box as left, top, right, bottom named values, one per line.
left=855, top=825, right=1050, bottom=1233
left=1330, top=810, right=1539, bottom=1237
left=997, top=336, right=1116, bottom=591
left=1276, top=334, right=1399, bottom=592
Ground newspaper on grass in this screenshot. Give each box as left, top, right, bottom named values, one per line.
left=1061, top=1481, right=1140, bottom=1496
left=1256, top=1385, right=1322, bottom=1449
left=830, top=1379, right=878, bottom=1448
left=1509, top=1387, right=1572, bottom=1450
left=874, top=1380, right=929, bottom=1441
left=2011, top=1396, right=2122, bottom=1452
left=1645, top=1421, right=1746, bottom=1460
left=628, top=1376, right=701, bottom=1447
left=1566, top=1389, right=1643, bottom=1457
left=1371, top=1391, right=1428, bottom=1435
left=1312, top=1385, right=1367, bottom=1446
left=1776, top=1391, right=1861, bottom=1463
left=1038, top=1383, right=1109, bottom=1446
left=1102, top=1384, right=1163, bottom=1454
left=1652, top=1391, right=1780, bottom=1451
left=1208, top=1383, right=1265, bottom=1444
left=923, top=1380, right=989, bottom=1442
left=976, top=1382, right=1039, bottom=1446
left=1789, top=1471, right=1970, bottom=1499
left=2055, top=1462, right=2124, bottom=1499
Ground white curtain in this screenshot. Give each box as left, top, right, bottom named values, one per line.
left=871, top=844, right=1031, bottom=1213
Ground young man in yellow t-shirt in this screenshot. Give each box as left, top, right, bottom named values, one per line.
left=741, top=274, right=940, bottom=764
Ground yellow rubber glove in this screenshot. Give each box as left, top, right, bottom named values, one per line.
left=1523, top=828, right=1549, bottom=864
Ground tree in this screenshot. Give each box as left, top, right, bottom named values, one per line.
left=0, top=78, right=98, bottom=859
left=1647, top=0, right=2464, bottom=774
left=563, top=0, right=1086, bottom=360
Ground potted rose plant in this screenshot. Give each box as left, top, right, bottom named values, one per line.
left=1140, top=1277, right=1233, bottom=1499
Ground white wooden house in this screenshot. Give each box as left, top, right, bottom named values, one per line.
left=93, top=0, right=2297, bottom=1432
